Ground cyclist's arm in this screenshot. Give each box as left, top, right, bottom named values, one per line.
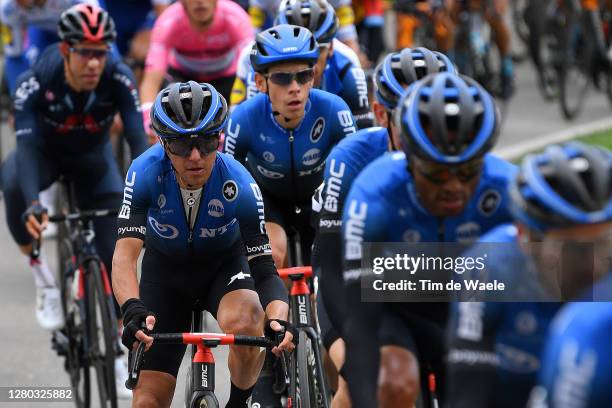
left=338, top=63, right=373, bottom=129
left=112, top=238, right=144, bottom=305
left=236, top=178, right=289, bottom=311
left=13, top=71, right=43, bottom=205
left=140, top=11, right=172, bottom=105
left=113, top=62, right=149, bottom=158
left=447, top=301, right=499, bottom=408
left=223, top=109, right=251, bottom=164
left=112, top=166, right=149, bottom=305
left=330, top=99, right=357, bottom=144
left=341, top=189, right=389, bottom=407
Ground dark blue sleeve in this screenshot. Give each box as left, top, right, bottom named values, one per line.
left=13, top=72, right=43, bottom=205
left=341, top=183, right=390, bottom=408
left=116, top=158, right=153, bottom=240
left=223, top=107, right=251, bottom=164
left=4, top=55, right=30, bottom=95
left=338, top=64, right=374, bottom=129
left=447, top=301, right=501, bottom=408
left=112, top=62, right=149, bottom=159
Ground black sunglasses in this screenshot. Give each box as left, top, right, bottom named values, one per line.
left=163, top=134, right=220, bottom=158
left=70, top=47, right=110, bottom=60
left=413, top=157, right=484, bottom=185
left=265, top=68, right=315, bottom=86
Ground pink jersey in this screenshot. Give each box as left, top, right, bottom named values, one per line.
left=146, top=0, right=254, bottom=81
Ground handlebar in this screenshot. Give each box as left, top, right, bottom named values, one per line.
left=49, top=208, right=118, bottom=223
left=125, top=332, right=273, bottom=390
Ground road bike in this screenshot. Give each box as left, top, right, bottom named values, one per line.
left=46, top=177, right=120, bottom=408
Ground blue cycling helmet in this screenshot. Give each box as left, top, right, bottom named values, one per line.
left=509, top=142, right=612, bottom=233
left=277, top=0, right=339, bottom=44
left=374, top=47, right=456, bottom=110
left=395, top=72, right=499, bottom=164
left=151, top=81, right=228, bottom=139
left=250, top=24, right=320, bottom=73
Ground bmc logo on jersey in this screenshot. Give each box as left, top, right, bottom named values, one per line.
left=148, top=216, right=179, bottom=239
left=118, top=171, right=137, bottom=219
left=345, top=200, right=368, bottom=261
left=207, top=199, right=225, bottom=217
left=310, top=118, right=325, bottom=143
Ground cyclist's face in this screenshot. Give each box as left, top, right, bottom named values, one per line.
left=255, top=61, right=314, bottom=127
left=372, top=101, right=401, bottom=151
left=313, top=43, right=331, bottom=87
left=165, top=142, right=217, bottom=189
left=63, top=41, right=109, bottom=91
left=182, top=0, right=217, bottom=28
left=410, top=156, right=482, bottom=217
left=526, top=221, right=612, bottom=300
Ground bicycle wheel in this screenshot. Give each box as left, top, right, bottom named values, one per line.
left=85, top=260, right=118, bottom=408
left=60, top=246, right=91, bottom=408
left=558, top=9, right=592, bottom=120
left=296, top=331, right=316, bottom=408
left=195, top=394, right=219, bottom=408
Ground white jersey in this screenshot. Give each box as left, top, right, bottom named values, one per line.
left=0, top=0, right=98, bottom=56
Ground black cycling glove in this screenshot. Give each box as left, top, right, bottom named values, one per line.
left=121, top=298, right=155, bottom=349
left=22, top=203, right=47, bottom=223
left=265, top=319, right=299, bottom=346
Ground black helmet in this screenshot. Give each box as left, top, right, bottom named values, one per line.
left=395, top=73, right=499, bottom=164
left=509, top=142, right=612, bottom=232
left=151, top=81, right=228, bottom=139
left=58, top=4, right=116, bottom=45
left=277, top=0, right=339, bottom=44
left=374, top=47, right=456, bottom=109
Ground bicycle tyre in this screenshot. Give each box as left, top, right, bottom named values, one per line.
left=195, top=393, right=219, bottom=408
left=86, top=260, right=118, bottom=408
left=60, top=246, right=91, bottom=408
left=558, top=9, right=591, bottom=120
left=297, top=330, right=315, bottom=408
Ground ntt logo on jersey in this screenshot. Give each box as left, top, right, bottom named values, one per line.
left=148, top=216, right=179, bottom=239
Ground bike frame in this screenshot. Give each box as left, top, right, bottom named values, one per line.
left=278, top=267, right=331, bottom=408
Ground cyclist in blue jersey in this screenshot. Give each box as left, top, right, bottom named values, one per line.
left=0, top=0, right=99, bottom=94
left=311, top=47, right=456, bottom=407
left=448, top=142, right=612, bottom=408
left=230, top=0, right=373, bottom=128
left=532, top=288, right=612, bottom=408
left=112, top=81, right=295, bottom=408
left=224, top=24, right=356, bottom=268
left=341, top=72, right=516, bottom=408
left=1, top=3, right=147, bottom=398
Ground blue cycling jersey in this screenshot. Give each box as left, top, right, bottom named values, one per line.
left=117, top=145, right=272, bottom=261
left=233, top=39, right=372, bottom=128
left=342, top=152, right=517, bottom=280
left=447, top=224, right=562, bottom=408
left=340, top=153, right=518, bottom=408
left=536, top=291, right=612, bottom=408
left=224, top=88, right=356, bottom=203
left=12, top=43, right=148, bottom=205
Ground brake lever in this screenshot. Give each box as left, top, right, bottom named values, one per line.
left=125, top=341, right=146, bottom=390
left=272, top=331, right=290, bottom=394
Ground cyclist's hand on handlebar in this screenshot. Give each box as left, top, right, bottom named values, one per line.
left=23, top=203, right=48, bottom=240
left=121, top=298, right=156, bottom=351
left=266, top=319, right=298, bottom=356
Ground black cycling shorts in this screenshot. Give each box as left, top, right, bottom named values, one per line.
left=139, top=242, right=256, bottom=377
left=261, top=189, right=315, bottom=264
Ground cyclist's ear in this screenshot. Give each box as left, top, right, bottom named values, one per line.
left=254, top=72, right=268, bottom=93
left=59, top=42, right=70, bottom=57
